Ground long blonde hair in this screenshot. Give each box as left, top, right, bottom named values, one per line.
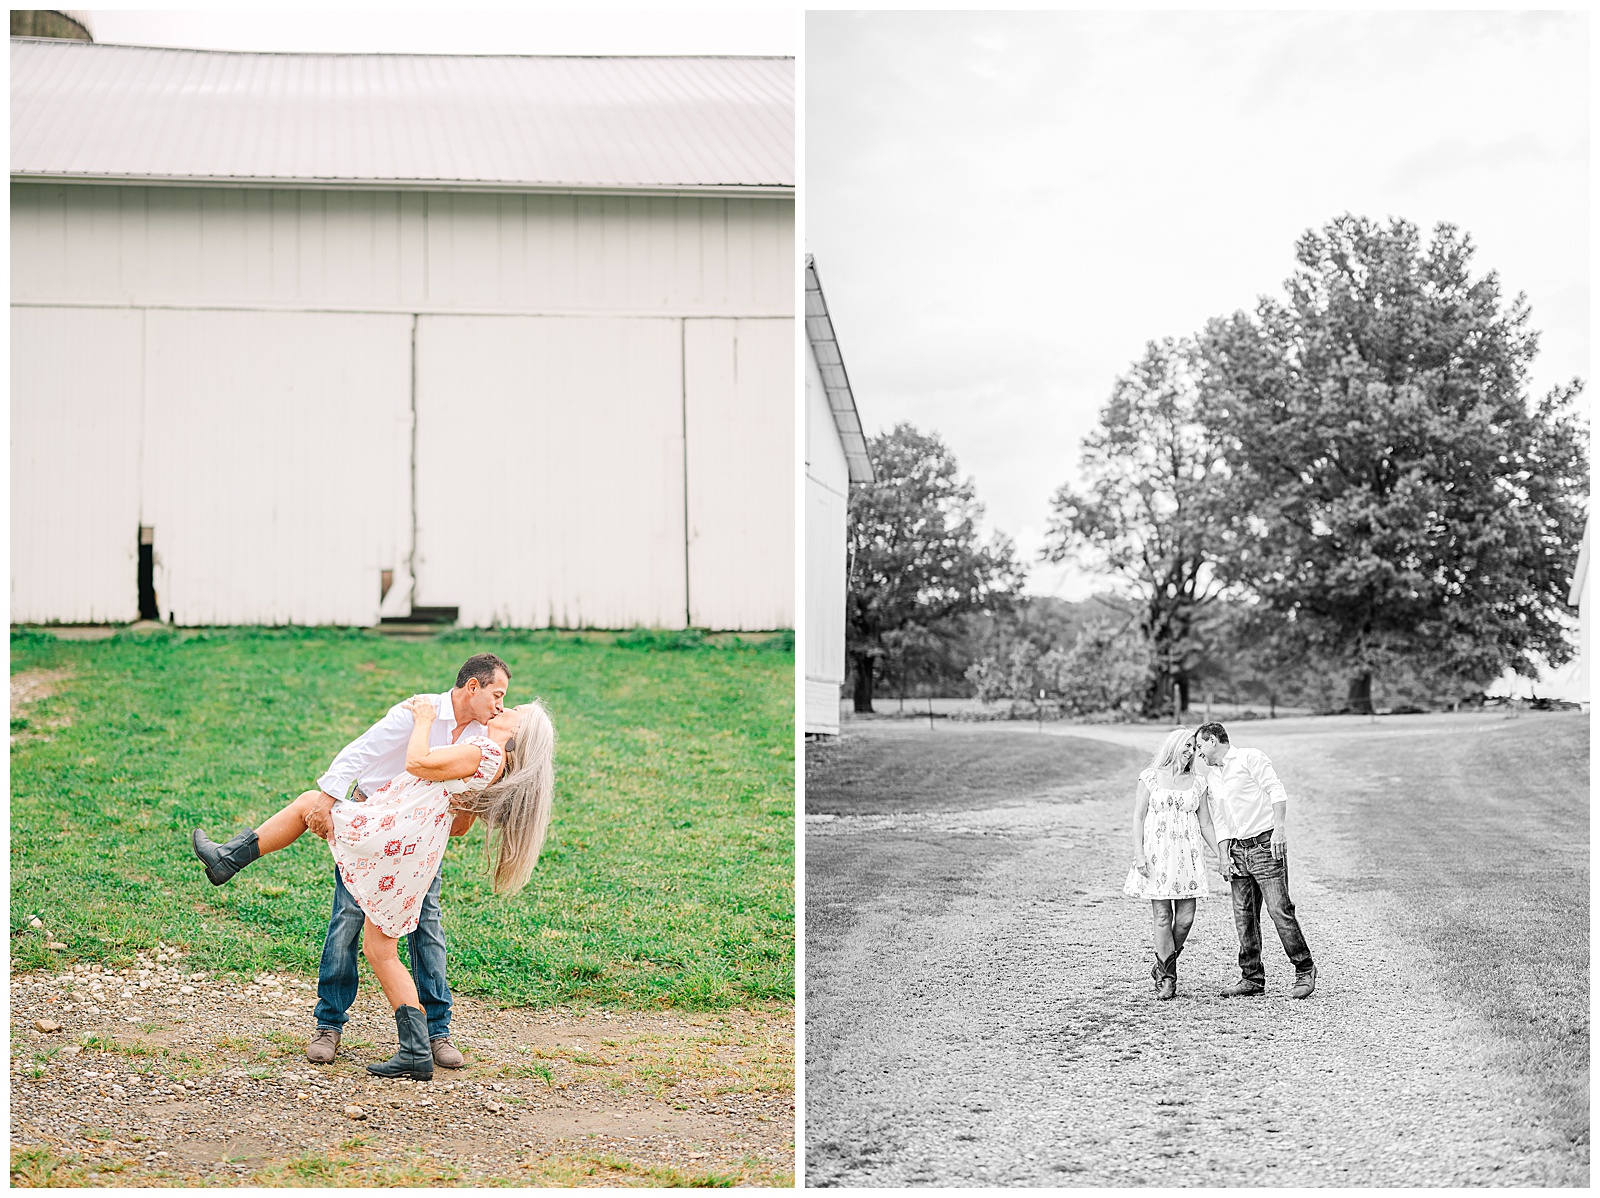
left=453, top=700, right=556, bottom=895
left=1149, top=726, right=1199, bottom=777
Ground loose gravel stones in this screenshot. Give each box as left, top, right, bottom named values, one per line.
left=11, top=944, right=793, bottom=1186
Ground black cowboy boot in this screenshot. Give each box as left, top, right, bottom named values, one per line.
left=1168, top=923, right=1192, bottom=998
left=367, top=1005, right=434, bottom=1081
left=191, top=828, right=260, bottom=886
left=1154, top=952, right=1177, bottom=1001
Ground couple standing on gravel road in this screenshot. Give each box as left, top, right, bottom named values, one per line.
left=190, top=653, right=556, bottom=1081
left=1123, top=722, right=1317, bottom=1002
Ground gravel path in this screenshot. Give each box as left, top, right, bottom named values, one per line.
left=804, top=717, right=1585, bottom=1187
left=11, top=948, right=793, bottom=1187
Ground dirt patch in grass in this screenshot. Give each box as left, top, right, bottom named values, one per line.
left=10, top=668, right=74, bottom=745
left=12, top=668, right=71, bottom=707
left=805, top=726, right=1144, bottom=815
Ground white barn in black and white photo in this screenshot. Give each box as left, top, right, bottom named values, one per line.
left=803, top=256, right=872, bottom=735
left=12, top=38, right=795, bottom=630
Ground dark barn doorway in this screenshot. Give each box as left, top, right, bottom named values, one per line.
left=137, top=525, right=158, bottom=620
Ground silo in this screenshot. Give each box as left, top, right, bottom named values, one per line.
left=10, top=11, right=93, bottom=41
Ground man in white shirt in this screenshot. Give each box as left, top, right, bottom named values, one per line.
left=297, top=652, right=510, bottom=1065
left=1196, top=722, right=1317, bottom=999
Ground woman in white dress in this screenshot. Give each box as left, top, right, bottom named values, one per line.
left=1123, top=726, right=1221, bottom=1000
left=191, top=695, right=555, bottom=1078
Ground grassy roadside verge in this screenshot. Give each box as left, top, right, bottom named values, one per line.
left=1327, top=712, right=1589, bottom=1148
left=804, top=729, right=1144, bottom=816
left=10, top=626, right=795, bottom=1010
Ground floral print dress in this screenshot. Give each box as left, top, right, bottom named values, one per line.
left=1122, top=767, right=1211, bottom=900
left=328, top=734, right=503, bottom=937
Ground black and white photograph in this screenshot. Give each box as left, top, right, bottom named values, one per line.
left=11, top=8, right=796, bottom=1187
left=804, top=10, right=1588, bottom=1187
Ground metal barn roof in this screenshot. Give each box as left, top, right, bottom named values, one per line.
left=805, top=255, right=874, bottom=485
left=11, top=38, right=793, bottom=195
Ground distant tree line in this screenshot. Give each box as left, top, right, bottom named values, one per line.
left=847, top=215, right=1588, bottom=717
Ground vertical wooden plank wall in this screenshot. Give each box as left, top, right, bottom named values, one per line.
left=685, top=318, right=796, bottom=631
left=10, top=183, right=795, bottom=628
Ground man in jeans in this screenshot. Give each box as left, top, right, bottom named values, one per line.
left=1195, top=722, right=1317, bottom=999
left=298, top=653, right=512, bottom=1065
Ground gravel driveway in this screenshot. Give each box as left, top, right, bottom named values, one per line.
left=804, top=716, right=1586, bottom=1187
left=10, top=948, right=793, bottom=1187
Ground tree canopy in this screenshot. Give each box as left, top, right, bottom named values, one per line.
left=1044, top=337, right=1230, bottom=715
left=1198, top=215, right=1588, bottom=710
left=846, top=423, right=1024, bottom=712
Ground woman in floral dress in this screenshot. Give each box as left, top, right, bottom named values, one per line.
left=1123, top=726, right=1222, bottom=1000
left=191, top=694, right=556, bottom=1078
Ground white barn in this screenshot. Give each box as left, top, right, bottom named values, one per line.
left=11, top=39, right=794, bottom=630
left=803, top=256, right=872, bottom=736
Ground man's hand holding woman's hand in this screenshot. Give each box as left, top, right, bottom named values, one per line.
left=1216, top=838, right=1234, bottom=880
left=1132, top=853, right=1150, bottom=879
left=406, top=695, right=437, bottom=723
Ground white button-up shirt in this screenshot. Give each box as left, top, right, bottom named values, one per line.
left=1205, top=746, right=1289, bottom=840
left=317, top=690, right=484, bottom=802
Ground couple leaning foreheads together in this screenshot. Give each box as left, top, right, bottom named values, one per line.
left=190, top=652, right=555, bottom=1080
left=1123, top=722, right=1318, bottom=1003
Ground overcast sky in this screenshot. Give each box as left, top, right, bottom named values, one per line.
left=806, top=10, right=1589, bottom=599
left=84, top=9, right=796, bottom=56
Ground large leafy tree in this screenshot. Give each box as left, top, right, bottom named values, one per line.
left=846, top=424, right=1024, bottom=712
left=1199, top=215, right=1588, bottom=712
left=1044, top=338, right=1230, bottom=715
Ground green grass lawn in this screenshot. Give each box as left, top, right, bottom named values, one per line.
left=10, top=626, right=794, bottom=1011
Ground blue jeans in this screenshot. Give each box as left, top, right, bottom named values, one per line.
left=313, top=866, right=452, bottom=1040
left=1228, top=832, right=1314, bottom=984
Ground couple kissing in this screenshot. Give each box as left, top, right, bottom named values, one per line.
left=1124, top=722, right=1317, bottom=1002
left=190, top=652, right=555, bottom=1080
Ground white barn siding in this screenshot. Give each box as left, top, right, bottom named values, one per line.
left=11, top=306, right=144, bottom=624
left=13, top=185, right=791, bottom=317
left=685, top=318, right=795, bottom=631
left=12, top=182, right=793, bottom=627
left=804, top=340, right=850, bottom=734
left=140, top=310, right=413, bottom=625
left=412, top=315, right=687, bottom=629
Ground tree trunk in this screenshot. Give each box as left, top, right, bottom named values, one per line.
left=1177, top=675, right=1191, bottom=717
left=1143, top=668, right=1169, bottom=719
left=1346, top=671, right=1373, bottom=715
left=852, top=652, right=877, bottom=714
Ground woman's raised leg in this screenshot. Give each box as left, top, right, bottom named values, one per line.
left=192, top=787, right=320, bottom=885
left=254, top=790, right=325, bottom=854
